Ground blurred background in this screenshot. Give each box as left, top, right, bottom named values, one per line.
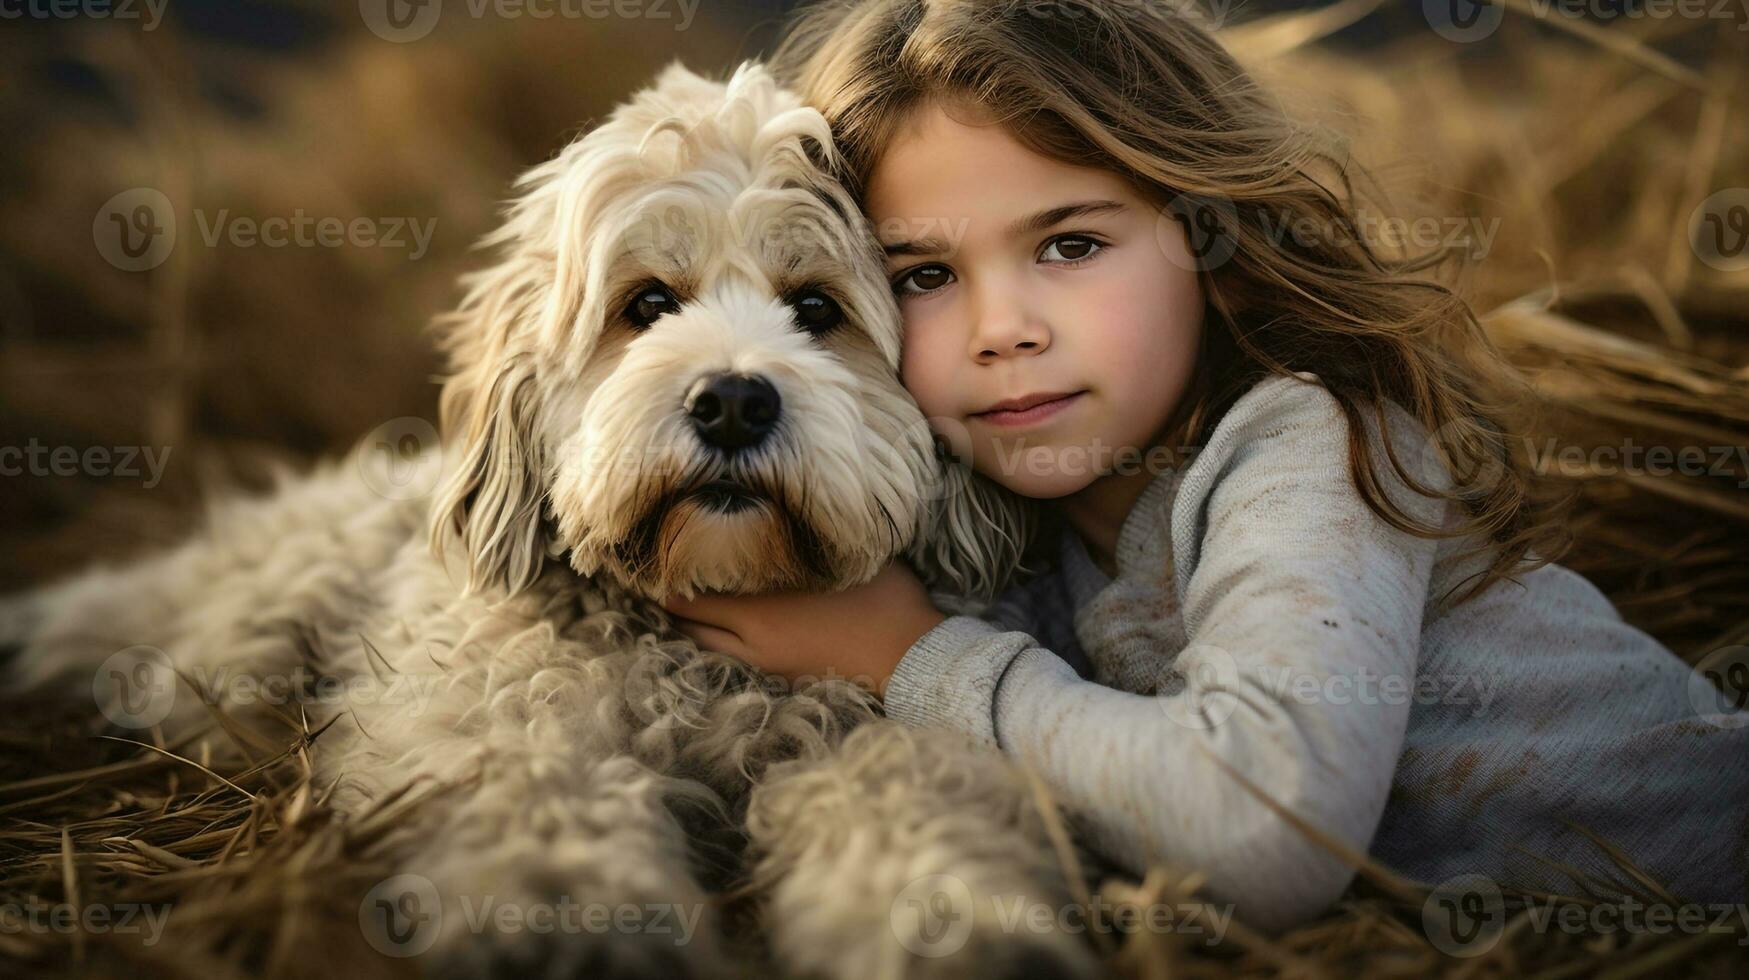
left=1, top=0, right=1745, bottom=662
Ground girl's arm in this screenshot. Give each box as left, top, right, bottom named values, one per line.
left=883, top=376, right=1450, bottom=933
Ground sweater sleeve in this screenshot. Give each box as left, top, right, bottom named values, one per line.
left=881, top=376, right=1451, bottom=933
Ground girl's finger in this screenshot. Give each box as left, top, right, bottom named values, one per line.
left=672, top=618, right=746, bottom=658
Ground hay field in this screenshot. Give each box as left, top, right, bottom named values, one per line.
left=1, top=1, right=1745, bottom=976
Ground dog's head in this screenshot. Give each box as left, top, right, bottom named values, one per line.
left=428, top=61, right=965, bottom=601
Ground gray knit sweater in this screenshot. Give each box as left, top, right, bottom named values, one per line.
left=883, top=372, right=1749, bottom=932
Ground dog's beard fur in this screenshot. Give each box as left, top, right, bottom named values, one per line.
left=428, top=61, right=945, bottom=601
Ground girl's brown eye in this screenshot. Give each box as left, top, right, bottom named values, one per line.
left=896, top=264, right=953, bottom=295
left=1042, top=235, right=1101, bottom=263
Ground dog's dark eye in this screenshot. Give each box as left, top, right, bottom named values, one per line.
left=788, top=288, right=843, bottom=334
left=624, top=283, right=679, bottom=329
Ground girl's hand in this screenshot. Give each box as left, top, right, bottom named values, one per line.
left=661, top=561, right=948, bottom=695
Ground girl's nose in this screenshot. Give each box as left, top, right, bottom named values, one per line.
left=968, top=290, right=1051, bottom=362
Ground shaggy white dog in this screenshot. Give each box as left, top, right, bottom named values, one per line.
left=2, top=62, right=1094, bottom=980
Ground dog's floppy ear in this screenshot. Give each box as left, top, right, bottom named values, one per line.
left=427, top=256, right=551, bottom=598
left=425, top=109, right=625, bottom=596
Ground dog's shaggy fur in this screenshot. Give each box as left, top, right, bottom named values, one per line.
left=1, top=62, right=1094, bottom=979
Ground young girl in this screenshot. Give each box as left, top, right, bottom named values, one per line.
left=664, top=0, right=1749, bottom=931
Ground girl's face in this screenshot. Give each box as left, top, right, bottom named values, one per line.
left=866, top=103, right=1205, bottom=500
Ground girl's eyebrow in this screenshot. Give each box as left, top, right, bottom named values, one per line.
left=1004, top=199, right=1125, bottom=238
left=880, top=199, right=1127, bottom=258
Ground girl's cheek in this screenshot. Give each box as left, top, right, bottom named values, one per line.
left=1101, top=273, right=1203, bottom=436
left=901, top=364, right=955, bottom=421
left=898, top=323, right=957, bottom=417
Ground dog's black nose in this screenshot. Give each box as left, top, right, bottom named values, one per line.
left=689, top=374, right=781, bottom=452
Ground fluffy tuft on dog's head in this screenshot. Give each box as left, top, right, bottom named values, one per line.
left=427, top=61, right=1015, bottom=602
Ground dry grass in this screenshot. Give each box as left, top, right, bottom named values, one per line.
left=1, top=2, right=1746, bottom=976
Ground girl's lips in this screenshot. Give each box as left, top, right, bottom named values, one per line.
left=971, top=390, right=1086, bottom=428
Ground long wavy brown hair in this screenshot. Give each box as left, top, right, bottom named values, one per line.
left=771, top=0, right=1573, bottom=608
